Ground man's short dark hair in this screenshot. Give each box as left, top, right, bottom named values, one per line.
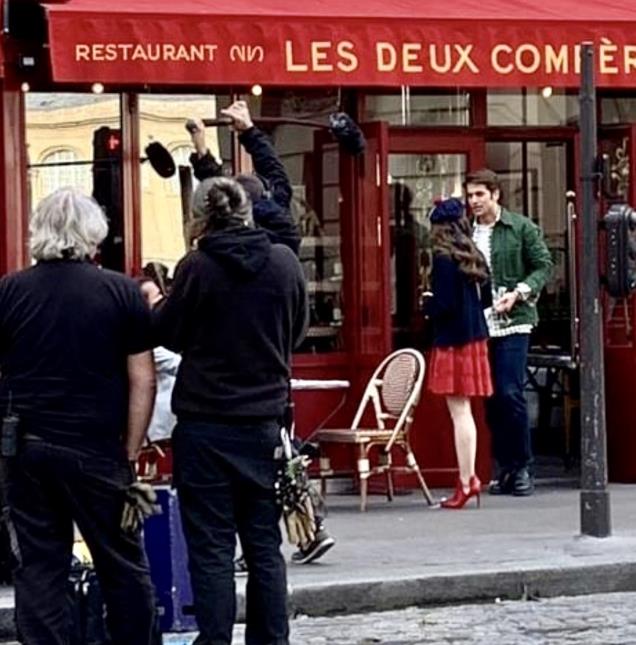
left=465, top=169, right=500, bottom=194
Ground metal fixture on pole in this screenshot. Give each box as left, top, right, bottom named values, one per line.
left=578, top=42, right=611, bottom=537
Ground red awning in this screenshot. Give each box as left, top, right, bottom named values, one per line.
left=44, top=0, right=636, bottom=88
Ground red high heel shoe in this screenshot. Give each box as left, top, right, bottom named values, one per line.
left=440, top=476, right=481, bottom=509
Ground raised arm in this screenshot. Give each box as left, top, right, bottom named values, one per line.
left=187, top=117, right=223, bottom=181
left=220, top=100, right=300, bottom=254
left=219, top=101, right=292, bottom=209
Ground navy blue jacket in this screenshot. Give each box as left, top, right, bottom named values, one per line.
left=427, top=254, right=491, bottom=348
left=191, top=127, right=301, bottom=255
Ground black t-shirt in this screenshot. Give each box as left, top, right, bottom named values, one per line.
left=0, top=260, right=152, bottom=454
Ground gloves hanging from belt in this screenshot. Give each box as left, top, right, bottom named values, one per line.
left=120, top=482, right=162, bottom=534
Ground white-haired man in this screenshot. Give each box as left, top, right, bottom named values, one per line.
left=0, top=188, right=158, bottom=644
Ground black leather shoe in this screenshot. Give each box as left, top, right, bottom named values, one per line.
left=488, top=470, right=514, bottom=495
left=512, top=467, right=534, bottom=496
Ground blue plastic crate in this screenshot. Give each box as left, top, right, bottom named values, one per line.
left=144, top=486, right=196, bottom=633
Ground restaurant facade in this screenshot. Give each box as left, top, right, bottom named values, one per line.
left=2, top=0, right=636, bottom=486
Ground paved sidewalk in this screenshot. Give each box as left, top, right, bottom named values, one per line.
left=281, top=482, right=636, bottom=615
left=0, top=482, right=635, bottom=641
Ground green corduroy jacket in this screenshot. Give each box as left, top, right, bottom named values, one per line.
left=489, top=208, right=554, bottom=328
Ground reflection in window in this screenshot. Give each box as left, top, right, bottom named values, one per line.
left=388, top=153, right=466, bottom=350
left=25, top=93, right=123, bottom=270
left=138, top=94, right=231, bottom=273
left=365, top=90, right=470, bottom=126
left=38, top=148, right=92, bottom=196
left=487, top=89, right=579, bottom=126
left=246, top=89, right=344, bottom=353
left=26, top=93, right=120, bottom=206
left=601, top=97, right=636, bottom=125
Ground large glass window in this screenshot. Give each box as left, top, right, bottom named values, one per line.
left=137, top=90, right=344, bottom=353
left=39, top=148, right=92, bottom=196
left=25, top=93, right=123, bottom=270
left=601, top=97, right=636, bottom=125
left=486, top=141, right=571, bottom=353
left=137, top=94, right=232, bottom=273
left=487, top=90, right=578, bottom=126
left=388, top=152, right=466, bottom=349
left=246, top=90, right=344, bottom=353
left=365, top=90, right=470, bottom=126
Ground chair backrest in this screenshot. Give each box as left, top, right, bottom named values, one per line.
left=350, top=349, right=426, bottom=444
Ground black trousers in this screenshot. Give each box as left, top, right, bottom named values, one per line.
left=485, top=334, right=532, bottom=473
left=173, top=419, right=289, bottom=645
left=7, top=438, right=158, bottom=645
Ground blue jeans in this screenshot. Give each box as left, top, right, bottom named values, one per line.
left=485, top=334, right=532, bottom=473
left=172, top=419, right=289, bottom=645
left=7, top=438, right=158, bottom=645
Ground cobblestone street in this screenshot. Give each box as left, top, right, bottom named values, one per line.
left=182, top=592, right=636, bottom=645
left=2, top=591, right=636, bottom=644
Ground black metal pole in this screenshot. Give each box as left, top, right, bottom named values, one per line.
left=579, top=42, right=611, bottom=537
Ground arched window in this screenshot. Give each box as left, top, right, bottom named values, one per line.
left=39, top=148, right=92, bottom=198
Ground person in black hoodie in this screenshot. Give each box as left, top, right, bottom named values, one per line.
left=153, top=176, right=307, bottom=645
left=189, top=102, right=336, bottom=566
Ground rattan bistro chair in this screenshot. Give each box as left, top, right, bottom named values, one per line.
left=314, top=348, right=434, bottom=511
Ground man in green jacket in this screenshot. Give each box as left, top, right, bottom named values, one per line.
left=467, top=169, right=553, bottom=496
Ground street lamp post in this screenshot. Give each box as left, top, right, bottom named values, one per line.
left=578, top=42, right=611, bottom=537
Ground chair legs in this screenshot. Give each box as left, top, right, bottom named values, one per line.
left=358, top=446, right=371, bottom=511
left=406, top=449, right=435, bottom=505
left=385, top=471, right=394, bottom=502
left=384, top=454, right=394, bottom=502
left=359, top=476, right=369, bottom=512
left=319, top=442, right=435, bottom=510
left=319, top=457, right=332, bottom=500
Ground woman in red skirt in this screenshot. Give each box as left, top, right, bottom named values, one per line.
left=426, top=198, right=493, bottom=509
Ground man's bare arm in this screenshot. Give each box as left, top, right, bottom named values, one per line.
left=126, top=351, right=156, bottom=461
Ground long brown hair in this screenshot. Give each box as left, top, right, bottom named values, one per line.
left=431, top=215, right=489, bottom=283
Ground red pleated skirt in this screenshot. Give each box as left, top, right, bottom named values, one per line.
left=427, top=339, right=493, bottom=397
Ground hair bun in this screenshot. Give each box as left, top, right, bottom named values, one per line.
left=190, top=177, right=253, bottom=233
left=205, top=183, right=235, bottom=221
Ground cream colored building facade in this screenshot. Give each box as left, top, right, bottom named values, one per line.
left=26, top=93, right=224, bottom=272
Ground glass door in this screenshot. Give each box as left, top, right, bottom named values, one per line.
left=485, top=139, right=575, bottom=356
left=485, top=136, right=578, bottom=469
left=387, top=133, right=485, bottom=350
left=595, top=125, right=636, bottom=349
left=356, top=122, right=392, bottom=362
left=599, top=124, right=636, bottom=482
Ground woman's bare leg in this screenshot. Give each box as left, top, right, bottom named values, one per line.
left=445, top=395, right=477, bottom=491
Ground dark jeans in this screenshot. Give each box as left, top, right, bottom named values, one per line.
left=486, top=334, right=532, bottom=473
left=7, top=438, right=158, bottom=645
left=172, top=420, right=289, bottom=645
